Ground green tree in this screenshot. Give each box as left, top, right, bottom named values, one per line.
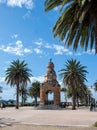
left=0, top=86, right=2, bottom=93
left=29, top=81, right=40, bottom=107
left=61, top=87, right=67, bottom=102
left=44, top=0, right=97, bottom=53
left=75, top=84, right=90, bottom=106
left=19, top=84, right=28, bottom=106
left=0, top=86, right=2, bottom=99
left=93, top=81, right=97, bottom=103
left=5, top=59, right=32, bottom=109
left=84, top=86, right=92, bottom=105
left=59, top=59, right=87, bottom=109
left=64, top=84, right=88, bottom=106
left=94, top=81, right=97, bottom=92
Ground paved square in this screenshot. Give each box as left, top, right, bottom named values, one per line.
left=0, top=107, right=97, bottom=127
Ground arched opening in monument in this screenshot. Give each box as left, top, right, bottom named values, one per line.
left=45, top=90, right=54, bottom=105
left=48, top=91, right=54, bottom=104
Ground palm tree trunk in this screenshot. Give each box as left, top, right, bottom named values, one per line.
left=85, top=95, right=88, bottom=106
left=72, top=94, right=76, bottom=110
left=76, top=97, right=79, bottom=107
left=22, top=93, right=23, bottom=106
left=72, top=88, right=76, bottom=110
left=24, top=94, right=26, bottom=104
left=16, top=84, right=19, bottom=109
left=35, top=97, right=37, bottom=107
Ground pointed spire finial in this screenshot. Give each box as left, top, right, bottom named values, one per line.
left=50, top=58, right=52, bottom=62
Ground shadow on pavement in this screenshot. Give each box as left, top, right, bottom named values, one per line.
left=0, top=118, right=19, bottom=128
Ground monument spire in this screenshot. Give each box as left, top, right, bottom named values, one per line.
left=50, top=58, right=52, bottom=62
left=44, top=59, right=56, bottom=82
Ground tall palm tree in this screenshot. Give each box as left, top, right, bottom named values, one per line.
left=84, top=86, right=92, bottom=105
left=0, top=86, right=2, bottom=93
left=0, top=86, right=2, bottom=99
left=93, top=81, right=97, bottom=103
left=61, top=87, right=67, bottom=102
left=5, top=59, right=32, bottom=109
left=29, top=81, right=40, bottom=107
left=19, top=84, right=28, bottom=106
left=65, top=84, right=90, bottom=106
left=59, top=59, right=88, bottom=109
left=75, top=84, right=90, bottom=106
left=44, top=0, right=97, bottom=53
left=94, top=81, right=97, bottom=92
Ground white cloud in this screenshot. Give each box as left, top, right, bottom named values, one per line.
left=0, top=77, right=5, bottom=82
left=16, top=40, right=23, bottom=47
left=5, top=61, right=11, bottom=65
left=0, top=0, right=6, bottom=4
left=54, top=7, right=59, bottom=11
left=75, top=52, right=82, bottom=56
left=11, top=34, right=18, bottom=39
left=45, top=43, right=52, bottom=49
left=2, top=87, right=16, bottom=100
left=34, top=48, right=42, bottom=54
left=84, top=49, right=95, bottom=55
left=45, top=43, right=69, bottom=55
left=24, top=48, right=31, bottom=53
left=30, top=76, right=44, bottom=83
left=53, top=44, right=68, bottom=55
left=66, top=51, right=73, bottom=56
left=33, top=39, right=44, bottom=55
left=0, top=0, right=34, bottom=9
left=0, top=40, right=32, bottom=56
left=35, top=39, right=43, bottom=46
left=33, top=39, right=83, bottom=56
left=23, top=11, right=32, bottom=19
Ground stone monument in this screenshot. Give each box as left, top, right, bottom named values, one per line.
left=39, top=59, right=60, bottom=109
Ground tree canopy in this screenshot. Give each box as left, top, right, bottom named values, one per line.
left=29, top=81, right=40, bottom=107
left=44, top=0, right=97, bottom=53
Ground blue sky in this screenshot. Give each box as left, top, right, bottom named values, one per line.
left=0, top=0, right=97, bottom=101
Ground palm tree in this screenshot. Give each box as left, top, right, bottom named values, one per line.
left=61, top=87, right=67, bottom=102
left=93, top=81, right=97, bottom=103
left=65, top=84, right=89, bottom=106
left=5, top=59, right=32, bottom=109
left=84, top=86, right=92, bottom=105
left=94, top=81, right=97, bottom=92
left=0, top=86, right=2, bottom=99
left=59, top=59, right=88, bottom=109
left=0, top=86, right=2, bottom=93
left=75, top=84, right=90, bottom=106
left=19, top=84, right=28, bottom=106
left=29, top=81, right=40, bottom=107
left=44, top=0, right=97, bottom=53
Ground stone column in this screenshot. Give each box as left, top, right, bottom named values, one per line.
left=54, top=88, right=60, bottom=105
left=40, top=88, right=45, bottom=105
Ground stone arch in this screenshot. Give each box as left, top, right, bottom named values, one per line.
left=40, top=84, right=60, bottom=105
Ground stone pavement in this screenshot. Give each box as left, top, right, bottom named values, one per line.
left=0, top=107, right=97, bottom=128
